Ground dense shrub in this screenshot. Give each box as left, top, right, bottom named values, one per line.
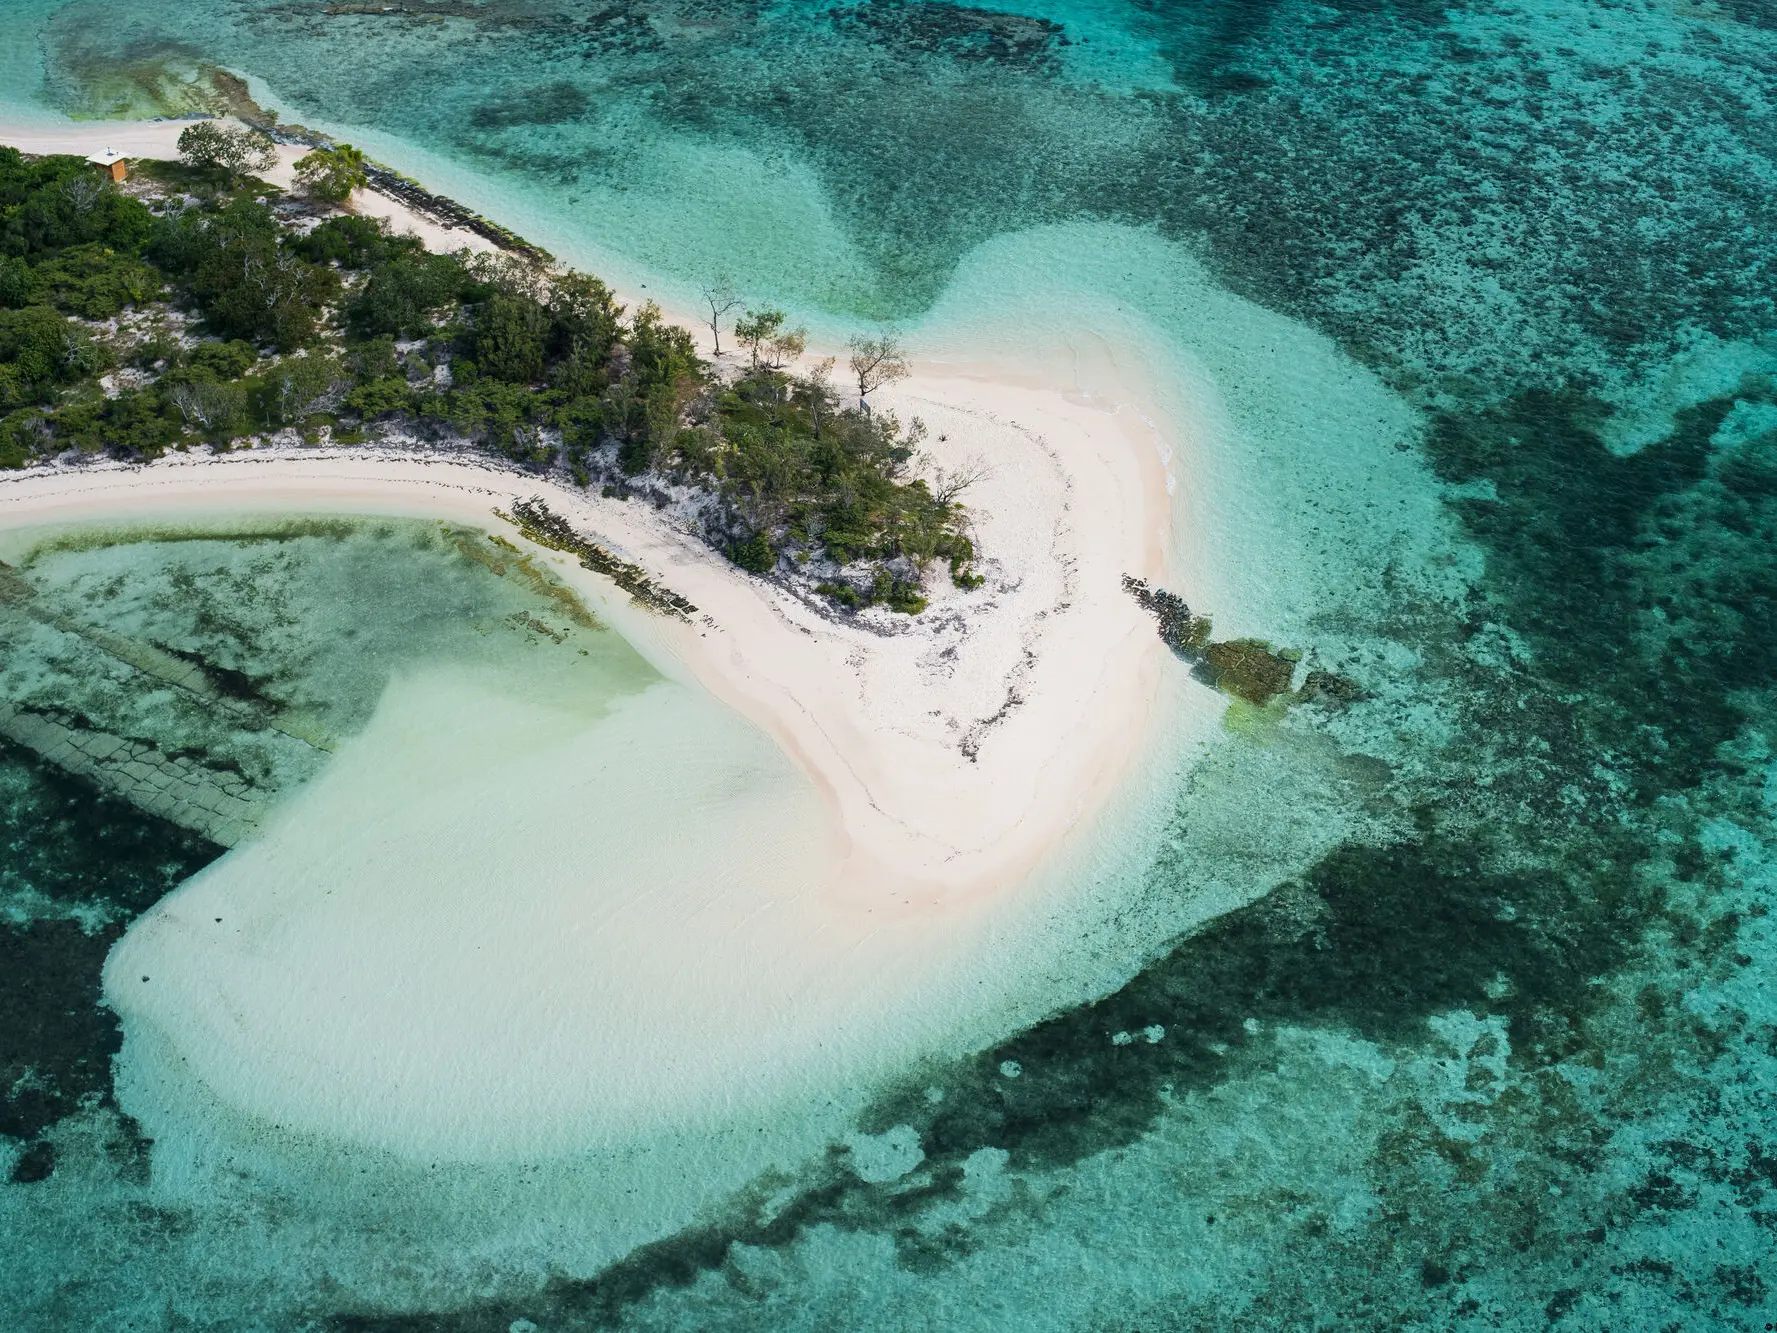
left=729, top=530, right=776, bottom=573
left=50, top=387, right=179, bottom=458
left=187, top=339, right=257, bottom=381
left=25, top=244, right=164, bottom=318
left=348, top=251, right=465, bottom=337
left=293, top=214, right=421, bottom=269
left=0, top=151, right=154, bottom=258
left=471, top=290, right=549, bottom=384
left=0, top=306, right=103, bottom=408
left=152, top=198, right=337, bottom=351
left=0, top=408, right=47, bottom=468
left=263, top=353, right=347, bottom=426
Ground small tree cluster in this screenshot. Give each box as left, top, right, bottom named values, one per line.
left=176, top=122, right=277, bottom=181
left=733, top=307, right=807, bottom=370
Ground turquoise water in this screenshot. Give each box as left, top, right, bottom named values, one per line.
left=4, top=0, right=1777, bottom=1327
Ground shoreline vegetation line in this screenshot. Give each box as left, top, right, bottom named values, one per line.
left=0, top=126, right=980, bottom=620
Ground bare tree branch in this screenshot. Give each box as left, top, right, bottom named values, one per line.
left=931, top=452, right=993, bottom=505
left=698, top=276, right=742, bottom=356
left=847, top=330, right=909, bottom=410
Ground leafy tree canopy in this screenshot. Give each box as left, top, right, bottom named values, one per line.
left=294, top=144, right=368, bottom=204
left=176, top=122, right=277, bottom=181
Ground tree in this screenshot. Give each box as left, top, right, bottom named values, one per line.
left=472, top=290, right=550, bottom=384
left=698, top=276, right=741, bottom=356
left=733, top=307, right=807, bottom=370
left=349, top=251, right=464, bottom=338
left=168, top=378, right=246, bottom=437
left=266, top=353, right=347, bottom=425
left=847, top=330, right=909, bottom=409
left=768, top=322, right=807, bottom=370
left=931, top=453, right=992, bottom=505
left=293, top=143, right=368, bottom=203
left=59, top=173, right=103, bottom=218
left=177, top=122, right=277, bottom=181
left=548, top=270, right=622, bottom=363
left=733, top=308, right=782, bottom=369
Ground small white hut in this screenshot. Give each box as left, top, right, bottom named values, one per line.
left=87, top=147, right=128, bottom=183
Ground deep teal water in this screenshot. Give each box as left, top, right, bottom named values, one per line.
left=3, top=0, right=1777, bottom=1328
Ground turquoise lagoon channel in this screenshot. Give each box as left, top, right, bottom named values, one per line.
left=3, top=0, right=1777, bottom=1328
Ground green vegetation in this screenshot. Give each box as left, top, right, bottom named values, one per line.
left=0, top=142, right=982, bottom=614
left=150, top=197, right=340, bottom=350
left=176, top=122, right=276, bottom=183
left=688, top=367, right=974, bottom=606
left=733, top=307, right=806, bottom=370
left=293, top=144, right=368, bottom=203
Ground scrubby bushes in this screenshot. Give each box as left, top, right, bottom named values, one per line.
left=51, top=388, right=180, bottom=457
left=263, top=353, right=347, bottom=428
left=0, top=149, right=985, bottom=610
left=347, top=251, right=462, bottom=337
left=683, top=366, right=971, bottom=606
left=150, top=198, right=338, bottom=351
left=0, top=306, right=105, bottom=408
left=293, top=214, right=414, bottom=268
left=20, top=244, right=164, bottom=319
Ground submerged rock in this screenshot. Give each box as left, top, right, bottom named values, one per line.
left=1201, top=638, right=1298, bottom=705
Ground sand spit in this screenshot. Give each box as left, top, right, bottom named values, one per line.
left=0, top=362, right=1177, bottom=903
left=0, top=115, right=1185, bottom=900
left=0, top=116, right=1205, bottom=1179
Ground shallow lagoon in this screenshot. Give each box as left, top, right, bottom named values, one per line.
left=4, top=0, right=1777, bottom=1326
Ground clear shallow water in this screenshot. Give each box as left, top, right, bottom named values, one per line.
left=3, top=0, right=1777, bottom=1328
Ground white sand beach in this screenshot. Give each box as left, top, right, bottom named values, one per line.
left=0, top=369, right=1180, bottom=905
left=0, top=116, right=1209, bottom=1171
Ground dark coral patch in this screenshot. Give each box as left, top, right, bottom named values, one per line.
left=830, top=2, right=1066, bottom=68
left=1, top=919, right=130, bottom=1145
left=469, top=80, right=591, bottom=129
left=0, top=742, right=223, bottom=1156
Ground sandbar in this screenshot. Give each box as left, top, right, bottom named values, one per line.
left=0, top=117, right=1202, bottom=1165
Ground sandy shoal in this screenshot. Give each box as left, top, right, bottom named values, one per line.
left=0, top=115, right=1191, bottom=906
left=0, top=363, right=1178, bottom=905
left=0, top=118, right=1205, bottom=1173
